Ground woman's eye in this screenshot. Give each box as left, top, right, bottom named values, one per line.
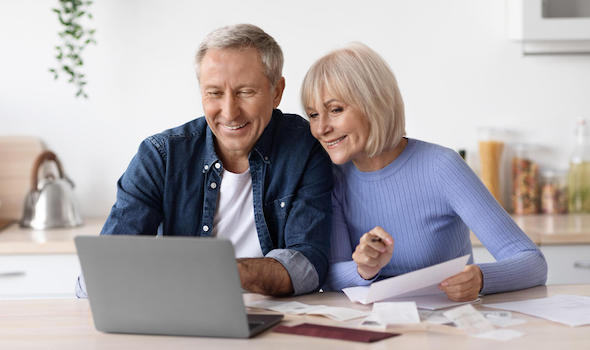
left=308, top=112, right=319, bottom=119
left=330, top=107, right=343, bottom=114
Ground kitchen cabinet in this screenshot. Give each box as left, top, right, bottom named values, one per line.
left=0, top=254, right=80, bottom=299
left=508, top=0, right=590, bottom=54
left=473, top=214, right=590, bottom=285
left=0, top=218, right=104, bottom=299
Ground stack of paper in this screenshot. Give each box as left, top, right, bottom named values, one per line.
left=246, top=299, right=369, bottom=322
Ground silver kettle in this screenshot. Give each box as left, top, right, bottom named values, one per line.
left=20, top=150, right=83, bottom=229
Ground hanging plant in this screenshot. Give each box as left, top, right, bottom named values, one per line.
left=49, top=0, right=96, bottom=98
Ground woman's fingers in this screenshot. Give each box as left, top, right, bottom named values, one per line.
left=367, top=226, right=394, bottom=246
left=439, top=265, right=483, bottom=301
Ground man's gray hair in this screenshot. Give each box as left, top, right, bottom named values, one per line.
left=195, top=24, right=284, bottom=87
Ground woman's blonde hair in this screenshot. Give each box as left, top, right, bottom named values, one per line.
left=301, top=42, right=405, bottom=157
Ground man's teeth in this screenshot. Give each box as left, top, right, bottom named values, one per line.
left=327, top=136, right=346, bottom=146
left=224, top=123, right=247, bottom=130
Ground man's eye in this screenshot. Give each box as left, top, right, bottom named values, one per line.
left=207, top=91, right=222, bottom=97
left=238, top=90, right=255, bottom=96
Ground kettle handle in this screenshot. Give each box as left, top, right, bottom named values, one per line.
left=30, top=150, right=65, bottom=191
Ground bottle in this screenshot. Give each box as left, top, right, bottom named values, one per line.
left=567, top=118, right=590, bottom=213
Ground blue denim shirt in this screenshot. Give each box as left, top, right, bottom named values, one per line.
left=77, top=109, right=332, bottom=296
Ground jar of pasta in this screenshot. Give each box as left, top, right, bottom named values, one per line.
left=512, top=144, right=539, bottom=215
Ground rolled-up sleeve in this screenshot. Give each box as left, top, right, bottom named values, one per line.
left=266, top=249, right=319, bottom=295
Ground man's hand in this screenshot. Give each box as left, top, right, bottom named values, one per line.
left=352, top=226, right=394, bottom=280
left=236, top=258, right=293, bottom=296
left=439, top=264, right=483, bottom=302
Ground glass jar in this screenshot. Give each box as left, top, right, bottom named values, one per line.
left=512, top=144, right=539, bottom=215
left=478, top=128, right=505, bottom=206
left=541, top=169, right=568, bottom=214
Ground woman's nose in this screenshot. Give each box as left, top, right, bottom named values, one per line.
left=315, top=116, right=332, bottom=136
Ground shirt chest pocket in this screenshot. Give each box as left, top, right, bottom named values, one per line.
left=263, top=195, right=294, bottom=235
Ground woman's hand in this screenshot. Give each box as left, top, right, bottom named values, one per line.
left=352, top=226, right=394, bottom=280
left=439, top=264, right=483, bottom=302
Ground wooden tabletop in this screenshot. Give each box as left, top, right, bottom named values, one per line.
left=0, top=284, right=588, bottom=349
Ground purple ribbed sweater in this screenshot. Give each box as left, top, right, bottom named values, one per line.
left=324, top=138, right=547, bottom=295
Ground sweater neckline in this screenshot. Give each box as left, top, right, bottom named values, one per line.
left=346, top=138, right=418, bottom=181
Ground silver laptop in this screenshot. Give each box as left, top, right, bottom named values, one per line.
left=75, top=235, right=283, bottom=338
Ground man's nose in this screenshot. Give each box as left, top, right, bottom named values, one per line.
left=222, top=94, right=240, bottom=121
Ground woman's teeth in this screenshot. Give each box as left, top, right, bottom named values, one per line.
left=327, top=136, right=346, bottom=146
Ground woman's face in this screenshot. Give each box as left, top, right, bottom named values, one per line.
left=306, top=95, right=371, bottom=165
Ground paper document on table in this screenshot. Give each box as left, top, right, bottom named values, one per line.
left=484, top=294, right=590, bottom=327
left=246, top=299, right=368, bottom=321
left=342, top=255, right=470, bottom=307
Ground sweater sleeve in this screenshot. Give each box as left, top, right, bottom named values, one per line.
left=322, top=173, right=378, bottom=291
left=435, top=149, right=547, bottom=294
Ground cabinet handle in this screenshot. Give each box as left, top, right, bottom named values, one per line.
left=0, top=271, right=26, bottom=277
left=574, top=261, right=590, bottom=270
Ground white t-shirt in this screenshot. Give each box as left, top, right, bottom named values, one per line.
left=213, top=168, right=264, bottom=258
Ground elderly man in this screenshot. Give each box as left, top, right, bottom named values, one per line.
left=76, top=24, right=332, bottom=297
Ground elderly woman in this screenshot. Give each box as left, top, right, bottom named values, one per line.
left=300, top=43, right=547, bottom=301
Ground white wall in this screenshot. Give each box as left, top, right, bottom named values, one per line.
left=1, top=0, right=589, bottom=218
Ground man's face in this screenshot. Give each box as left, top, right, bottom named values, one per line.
left=199, top=47, right=284, bottom=163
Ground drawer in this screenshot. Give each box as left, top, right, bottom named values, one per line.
left=473, top=245, right=590, bottom=285
left=540, top=245, right=590, bottom=284
left=0, top=254, right=80, bottom=299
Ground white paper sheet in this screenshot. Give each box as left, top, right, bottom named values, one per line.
left=484, top=294, right=590, bottom=327
left=246, top=300, right=369, bottom=321
left=372, top=301, right=421, bottom=325
left=474, top=329, right=524, bottom=341
left=342, top=255, right=471, bottom=308
left=443, top=304, right=495, bottom=334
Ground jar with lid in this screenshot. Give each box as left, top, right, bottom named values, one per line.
left=512, top=144, right=539, bottom=215
left=541, top=169, right=568, bottom=214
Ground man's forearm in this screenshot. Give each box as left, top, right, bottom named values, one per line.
left=236, top=257, right=293, bottom=296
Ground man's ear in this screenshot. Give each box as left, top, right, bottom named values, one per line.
left=272, top=77, right=286, bottom=108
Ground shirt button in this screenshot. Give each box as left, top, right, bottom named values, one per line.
left=204, top=165, right=209, bottom=170
left=215, top=163, right=221, bottom=169
left=280, top=201, right=285, bottom=208
left=210, top=182, right=217, bottom=189
left=202, top=225, right=209, bottom=232
left=264, top=156, right=269, bottom=161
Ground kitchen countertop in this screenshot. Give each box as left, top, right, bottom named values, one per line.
left=0, top=218, right=104, bottom=254
left=472, top=214, right=590, bottom=246
left=1, top=215, right=589, bottom=255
